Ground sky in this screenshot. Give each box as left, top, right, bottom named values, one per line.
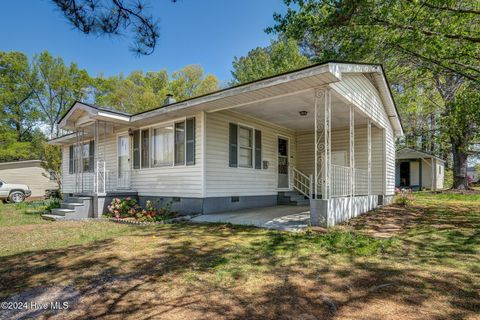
left=0, top=0, right=287, bottom=84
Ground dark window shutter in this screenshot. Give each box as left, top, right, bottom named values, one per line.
left=255, top=129, right=262, bottom=169
left=69, top=145, right=74, bottom=174
left=186, top=118, right=195, bottom=165
left=229, top=123, right=238, bottom=167
left=132, top=130, right=140, bottom=169
left=89, top=140, right=95, bottom=172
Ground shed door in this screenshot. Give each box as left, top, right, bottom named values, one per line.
left=410, top=161, right=420, bottom=186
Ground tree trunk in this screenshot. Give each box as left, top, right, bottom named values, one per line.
left=451, top=141, right=469, bottom=189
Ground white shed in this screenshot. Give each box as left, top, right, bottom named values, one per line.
left=395, top=148, right=445, bottom=190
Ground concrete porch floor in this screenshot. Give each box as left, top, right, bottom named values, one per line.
left=191, top=205, right=310, bottom=232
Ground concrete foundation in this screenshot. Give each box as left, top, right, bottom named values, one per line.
left=202, top=195, right=277, bottom=214
left=63, top=193, right=278, bottom=216
left=310, top=195, right=379, bottom=227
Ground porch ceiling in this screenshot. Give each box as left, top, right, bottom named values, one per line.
left=231, top=90, right=368, bottom=131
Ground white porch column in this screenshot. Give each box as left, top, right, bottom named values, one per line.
left=324, top=87, right=332, bottom=200
left=314, top=87, right=331, bottom=200
left=349, top=105, right=355, bottom=216
left=311, top=86, right=332, bottom=227
left=367, top=119, right=372, bottom=197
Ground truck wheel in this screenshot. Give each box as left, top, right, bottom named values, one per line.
left=9, top=191, right=25, bottom=203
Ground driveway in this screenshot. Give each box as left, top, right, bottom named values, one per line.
left=191, top=205, right=310, bottom=232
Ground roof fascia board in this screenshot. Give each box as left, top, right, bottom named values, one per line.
left=131, top=64, right=333, bottom=123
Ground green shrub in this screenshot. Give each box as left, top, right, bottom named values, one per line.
left=444, top=169, right=453, bottom=189
left=107, top=197, right=141, bottom=218
left=44, top=198, right=61, bottom=211
left=106, top=198, right=176, bottom=222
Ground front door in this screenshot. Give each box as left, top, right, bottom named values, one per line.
left=278, top=137, right=289, bottom=188
left=117, top=135, right=130, bottom=188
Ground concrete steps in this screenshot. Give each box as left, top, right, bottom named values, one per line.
left=42, top=196, right=92, bottom=220
left=278, top=191, right=310, bottom=206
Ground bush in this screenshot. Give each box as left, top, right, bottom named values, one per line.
left=44, top=198, right=61, bottom=211
left=106, top=198, right=176, bottom=222
left=137, top=200, right=176, bottom=222
left=444, top=169, right=453, bottom=189
left=394, top=188, right=414, bottom=206
left=107, top=197, right=141, bottom=218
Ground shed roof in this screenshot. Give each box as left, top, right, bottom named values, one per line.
left=396, top=148, right=445, bottom=162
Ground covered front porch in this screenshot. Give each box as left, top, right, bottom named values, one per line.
left=52, top=104, right=135, bottom=196
left=213, top=82, right=389, bottom=227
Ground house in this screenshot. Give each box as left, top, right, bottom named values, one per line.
left=0, top=160, right=58, bottom=198
left=49, top=62, right=403, bottom=227
left=395, top=148, right=445, bottom=190
left=467, top=166, right=479, bottom=183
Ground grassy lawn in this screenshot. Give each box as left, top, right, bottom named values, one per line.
left=0, top=193, right=478, bottom=319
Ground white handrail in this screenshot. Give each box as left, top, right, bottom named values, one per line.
left=291, top=166, right=311, bottom=199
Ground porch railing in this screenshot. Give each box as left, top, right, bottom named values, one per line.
left=332, top=164, right=351, bottom=197
left=330, top=165, right=369, bottom=197
left=291, top=166, right=312, bottom=199
left=74, top=161, right=111, bottom=194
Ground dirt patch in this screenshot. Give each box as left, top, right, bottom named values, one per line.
left=337, top=204, right=423, bottom=238
left=0, top=285, right=81, bottom=320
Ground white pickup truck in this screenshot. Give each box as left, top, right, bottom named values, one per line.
left=0, top=179, right=32, bottom=203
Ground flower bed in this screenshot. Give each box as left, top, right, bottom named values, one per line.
left=104, top=197, right=177, bottom=222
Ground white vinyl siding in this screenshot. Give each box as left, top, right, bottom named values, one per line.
left=330, top=74, right=396, bottom=195
left=205, top=110, right=295, bottom=197
left=295, top=126, right=385, bottom=195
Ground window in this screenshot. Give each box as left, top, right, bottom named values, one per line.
left=132, top=130, right=140, bottom=169
left=69, top=141, right=94, bottom=173
left=229, top=123, right=261, bottom=169
left=126, top=118, right=195, bottom=169
left=152, top=125, right=174, bottom=167
left=141, top=129, right=150, bottom=168
left=175, top=121, right=185, bottom=165
left=239, top=126, right=253, bottom=168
